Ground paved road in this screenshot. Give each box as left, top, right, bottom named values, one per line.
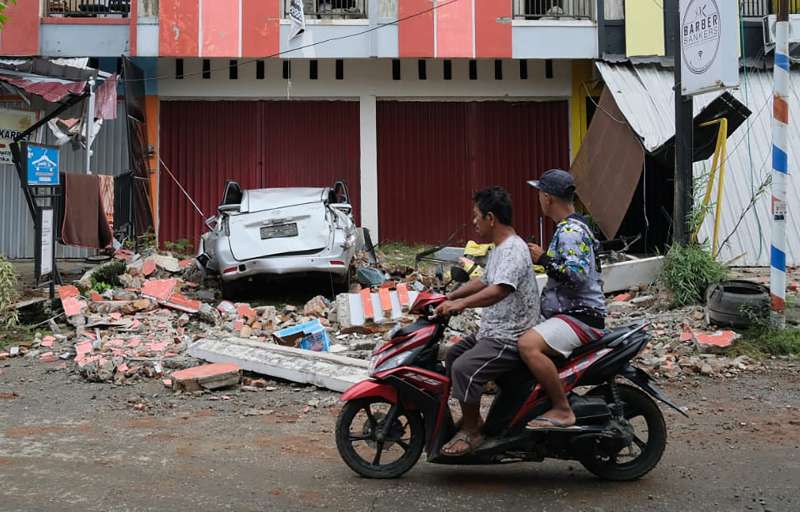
left=0, top=359, right=798, bottom=512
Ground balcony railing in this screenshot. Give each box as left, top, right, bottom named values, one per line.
left=284, top=0, right=367, bottom=20
left=513, top=0, right=595, bottom=20
left=45, top=0, right=130, bottom=17
left=741, top=0, right=800, bottom=17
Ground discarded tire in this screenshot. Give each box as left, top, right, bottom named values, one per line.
left=705, top=280, right=769, bottom=328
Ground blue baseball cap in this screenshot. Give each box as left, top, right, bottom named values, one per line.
left=527, top=169, right=576, bottom=200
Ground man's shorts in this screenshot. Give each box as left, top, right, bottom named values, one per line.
left=532, top=314, right=604, bottom=358
left=446, top=335, right=525, bottom=405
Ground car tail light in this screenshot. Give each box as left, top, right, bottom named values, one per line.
left=223, top=266, right=238, bottom=275
left=330, top=260, right=346, bottom=266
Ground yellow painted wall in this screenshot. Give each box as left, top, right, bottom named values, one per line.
left=625, top=0, right=665, bottom=57
left=570, top=60, right=602, bottom=161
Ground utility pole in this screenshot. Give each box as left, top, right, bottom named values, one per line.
left=770, top=0, right=791, bottom=328
left=671, top=0, right=694, bottom=245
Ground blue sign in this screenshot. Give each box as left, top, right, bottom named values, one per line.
left=26, top=144, right=59, bottom=186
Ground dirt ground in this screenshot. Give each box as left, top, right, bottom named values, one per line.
left=1, top=358, right=799, bottom=512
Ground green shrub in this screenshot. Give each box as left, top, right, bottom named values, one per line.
left=0, top=255, right=19, bottom=327
left=660, top=243, right=728, bottom=307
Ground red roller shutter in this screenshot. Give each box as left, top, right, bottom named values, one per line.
left=159, top=100, right=360, bottom=246
left=377, top=101, right=569, bottom=244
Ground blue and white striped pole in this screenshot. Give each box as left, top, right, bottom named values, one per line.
left=770, top=2, right=790, bottom=328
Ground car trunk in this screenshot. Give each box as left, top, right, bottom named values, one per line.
left=227, top=202, right=331, bottom=261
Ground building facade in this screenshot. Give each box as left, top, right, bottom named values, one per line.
left=0, top=0, right=797, bottom=259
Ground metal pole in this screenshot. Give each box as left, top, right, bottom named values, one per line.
left=671, top=0, right=693, bottom=245
left=770, top=0, right=790, bottom=328
left=85, top=77, right=95, bottom=174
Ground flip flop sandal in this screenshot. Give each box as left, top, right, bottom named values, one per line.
left=526, top=416, right=580, bottom=431
left=441, top=431, right=481, bottom=457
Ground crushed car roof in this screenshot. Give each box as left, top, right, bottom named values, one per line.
left=241, top=187, right=327, bottom=213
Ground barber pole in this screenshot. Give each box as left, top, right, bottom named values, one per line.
left=770, top=1, right=791, bottom=327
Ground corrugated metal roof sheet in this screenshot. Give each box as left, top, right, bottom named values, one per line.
left=596, top=63, right=800, bottom=266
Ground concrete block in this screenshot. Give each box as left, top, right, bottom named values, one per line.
left=189, top=337, right=368, bottom=393
left=171, top=362, right=241, bottom=392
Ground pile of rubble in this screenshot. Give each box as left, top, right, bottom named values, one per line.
left=606, top=288, right=765, bottom=379
left=0, top=244, right=784, bottom=393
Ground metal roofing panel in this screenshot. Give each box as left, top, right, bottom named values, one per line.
left=596, top=63, right=800, bottom=266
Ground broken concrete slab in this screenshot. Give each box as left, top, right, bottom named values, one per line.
left=338, top=290, right=420, bottom=327
left=693, top=330, right=739, bottom=353
left=141, top=279, right=178, bottom=302
left=188, top=337, right=369, bottom=393
left=153, top=254, right=182, bottom=273
left=170, top=362, right=241, bottom=392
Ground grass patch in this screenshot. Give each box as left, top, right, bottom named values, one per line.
left=0, top=325, right=34, bottom=350
left=660, top=243, right=728, bottom=306
left=732, top=327, right=800, bottom=358
left=376, top=242, right=428, bottom=269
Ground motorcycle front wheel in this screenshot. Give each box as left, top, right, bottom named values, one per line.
left=335, top=397, right=425, bottom=479
left=580, top=383, right=668, bottom=481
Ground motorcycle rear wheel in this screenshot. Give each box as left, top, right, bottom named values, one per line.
left=336, top=398, right=425, bottom=479
left=579, top=384, right=667, bottom=481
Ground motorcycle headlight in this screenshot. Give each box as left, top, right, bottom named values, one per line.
left=369, top=348, right=419, bottom=376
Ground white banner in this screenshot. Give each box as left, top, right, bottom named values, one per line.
left=288, top=0, right=306, bottom=41
left=680, top=0, right=739, bottom=96
left=0, top=109, right=36, bottom=164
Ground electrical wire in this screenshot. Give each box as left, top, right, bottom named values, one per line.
left=121, top=0, right=463, bottom=84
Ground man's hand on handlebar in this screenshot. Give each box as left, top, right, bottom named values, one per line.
left=434, top=299, right=466, bottom=317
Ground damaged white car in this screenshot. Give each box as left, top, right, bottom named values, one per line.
left=197, top=181, right=357, bottom=297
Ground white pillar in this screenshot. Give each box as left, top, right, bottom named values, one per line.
left=85, top=77, right=95, bottom=174
left=359, top=94, right=379, bottom=240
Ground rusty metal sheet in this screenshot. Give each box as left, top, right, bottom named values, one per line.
left=571, top=88, right=645, bottom=239
left=377, top=101, right=569, bottom=245
left=159, top=100, right=360, bottom=247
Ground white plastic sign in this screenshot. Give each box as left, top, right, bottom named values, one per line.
left=680, top=0, right=739, bottom=96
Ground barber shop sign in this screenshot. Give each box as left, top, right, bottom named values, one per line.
left=680, top=0, right=739, bottom=96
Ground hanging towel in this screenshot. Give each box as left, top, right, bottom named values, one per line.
left=61, top=172, right=114, bottom=249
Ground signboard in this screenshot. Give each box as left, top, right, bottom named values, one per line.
left=35, top=208, right=54, bottom=280
left=680, top=0, right=739, bottom=96
left=0, top=109, right=36, bottom=164
left=25, top=143, right=60, bottom=186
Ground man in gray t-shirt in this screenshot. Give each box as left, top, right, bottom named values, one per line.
left=434, top=187, right=540, bottom=457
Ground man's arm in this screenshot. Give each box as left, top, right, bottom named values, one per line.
left=435, top=283, right=512, bottom=316
left=538, top=229, right=592, bottom=288
left=446, top=277, right=487, bottom=301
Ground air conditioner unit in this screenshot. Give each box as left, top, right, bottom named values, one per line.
left=762, top=14, right=800, bottom=50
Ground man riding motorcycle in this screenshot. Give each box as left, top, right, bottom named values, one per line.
left=434, top=186, right=540, bottom=456
left=521, top=169, right=607, bottom=430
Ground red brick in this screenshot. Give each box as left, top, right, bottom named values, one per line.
left=378, top=287, right=392, bottom=313
left=397, top=283, right=410, bottom=307
left=236, top=303, right=257, bottom=323
left=166, top=292, right=201, bottom=313
left=693, top=330, right=738, bottom=350
left=613, top=293, right=633, bottom=302
left=41, top=336, right=55, bottom=348
left=142, top=258, right=157, bottom=276
left=360, top=288, right=374, bottom=320
left=141, top=279, right=177, bottom=302
left=39, top=352, right=57, bottom=363
left=58, top=285, right=80, bottom=300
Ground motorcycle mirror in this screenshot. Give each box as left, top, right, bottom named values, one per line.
left=450, top=266, right=470, bottom=283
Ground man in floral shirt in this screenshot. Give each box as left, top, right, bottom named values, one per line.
left=520, top=169, right=607, bottom=429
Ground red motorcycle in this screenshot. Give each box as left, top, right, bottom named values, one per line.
left=335, top=268, right=687, bottom=480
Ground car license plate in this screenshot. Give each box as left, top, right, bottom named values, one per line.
left=260, top=223, right=298, bottom=240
